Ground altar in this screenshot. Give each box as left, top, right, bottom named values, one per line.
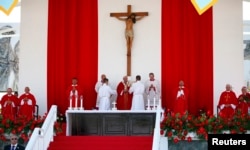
left=66, top=110, right=156, bottom=136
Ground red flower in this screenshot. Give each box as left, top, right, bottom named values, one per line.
left=171, top=112, right=175, bottom=117
left=178, top=121, right=183, bottom=126
left=198, top=127, right=206, bottom=134
left=239, top=127, right=245, bottom=133
left=187, top=136, right=192, bottom=142
left=173, top=137, right=179, bottom=143
left=167, top=131, right=173, bottom=137
left=183, top=130, right=188, bottom=136
left=204, top=134, right=208, bottom=140
left=0, top=135, right=7, bottom=141
left=160, top=130, right=164, bottom=135
left=22, top=133, right=27, bottom=137
left=17, top=126, right=23, bottom=133
left=160, top=122, right=166, bottom=129
left=0, top=128, right=4, bottom=134
left=181, top=136, right=186, bottom=141
left=11, top=129, right=16, bottom=134
left=230, top=129, right=237, bottom=134
left=161, top=110, right=250, bottom=143
left=187, top=115, right=192, bottom=121
left=206, top=110, right=212, bottom=116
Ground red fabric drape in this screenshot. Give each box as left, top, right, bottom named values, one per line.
left=47, top=0, right=213, bottom=115
left=47, top=0, right=98, bottom=113
left=162, top=0, right=213, bottom=114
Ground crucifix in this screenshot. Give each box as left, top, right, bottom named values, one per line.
left=110, top=5, right=148, bottom=76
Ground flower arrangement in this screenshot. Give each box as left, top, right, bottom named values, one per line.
left=54, top=113, right=65, bottom=134
left=160, top=109, right=250, bottom=143
left=0, top=113, right=63, bottom=144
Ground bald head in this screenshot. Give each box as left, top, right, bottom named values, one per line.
left=7, top=88, right=12, bottom=95
left=123, top=76, right=128, bottom=82
left=225, top=84, right=232, bottom=91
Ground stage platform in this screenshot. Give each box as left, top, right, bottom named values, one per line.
left=66, top=110, right=157, bottom=136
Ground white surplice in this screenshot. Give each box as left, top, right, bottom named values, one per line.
left=144, top=79, right=161, bottom=106
left=98, top=83, right=117, bottom=110
left=129, top=81, right=145, bottom=110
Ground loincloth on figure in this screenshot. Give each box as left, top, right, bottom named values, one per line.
left=125, top=30, right=134, bottom=38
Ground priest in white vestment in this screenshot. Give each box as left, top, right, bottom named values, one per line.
left=145, top=72, right=161, bottom=107
left=94, top=74, right=106, bottom=109
left=129, top=75, right=145, bottom=110
left=98, top=78, right=117, bottom=110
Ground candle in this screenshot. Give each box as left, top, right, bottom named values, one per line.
left=75, top=97, right=78, bottom=109
left=80, top=96, right=83, bottom=109
left=153, top=96, right=156, bottom=110
left=147, top=95, right=150, bottom=110
left=159, top=97, right=161, bottom=107
left=69, top=97, right=72, bottom=109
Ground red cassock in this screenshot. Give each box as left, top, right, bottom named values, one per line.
left=1, top=94, right=18, bottom=119
left=116, top=82, right=132, bottom=110
left=66, top=85, right=83, bottom=108
left=218, top=91, right=238, bottom=118
left=172, top=87, right=189, bottom=114
left=236, top=93, right=250, bottom=115
left=18, top=93, right=36, bottom=120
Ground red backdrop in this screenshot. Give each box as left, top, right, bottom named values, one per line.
left=47, top=0, right=213, bottom=114
left=161, top=0, right=213, bottom=114
left=47, top=0, right=98, bottom=113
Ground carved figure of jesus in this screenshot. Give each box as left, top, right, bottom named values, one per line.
left=110, top=5, right=148, bottom=76
left=115, top=13, right=145, bottom=51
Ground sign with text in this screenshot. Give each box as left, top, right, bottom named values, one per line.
left=208, top=134, right=250, bottom=150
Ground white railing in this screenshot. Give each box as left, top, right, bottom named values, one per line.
left=25, top=105, right=57, bottom=150
left=24, top=128, right=41, bottom=150
left=152, top=105, right=162, bottom=150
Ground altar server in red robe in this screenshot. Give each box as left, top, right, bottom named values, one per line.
left=1, top=88, right=18, bottom=119
left=172, top=80, right=189, bottom=114
left=66, top=77, right=83, bottom=109
left=218, top=84, right=238, bottom=118
left=236, top=86, right=250, bottom=115
left=116, top=76, right=132, bottom=110
left=18, top=87, right=36, bottom=120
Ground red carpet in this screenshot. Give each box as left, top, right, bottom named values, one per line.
left=48, top=136, right=153, bottom=150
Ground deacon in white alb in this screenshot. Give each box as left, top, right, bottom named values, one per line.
left=98, top=78, right=117, bottom=110
left=129, top=75, right=145, bottom=110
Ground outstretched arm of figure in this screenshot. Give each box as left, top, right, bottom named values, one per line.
left=115, top=16, right=127, bottom=21
left=136, top=16, right=145, bottom=21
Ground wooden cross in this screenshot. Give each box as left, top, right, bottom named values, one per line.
left=110, top=5, right=148, bottom=76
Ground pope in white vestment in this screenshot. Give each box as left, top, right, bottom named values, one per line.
left=98, top=78, right=117, bottom=110
left=129, top=75, right=145, bottom=110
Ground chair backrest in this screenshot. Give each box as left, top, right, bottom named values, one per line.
left=34, top=105, right=39, bottom=119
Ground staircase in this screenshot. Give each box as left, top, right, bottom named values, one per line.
left=48, top=136, right=153, bottom=150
